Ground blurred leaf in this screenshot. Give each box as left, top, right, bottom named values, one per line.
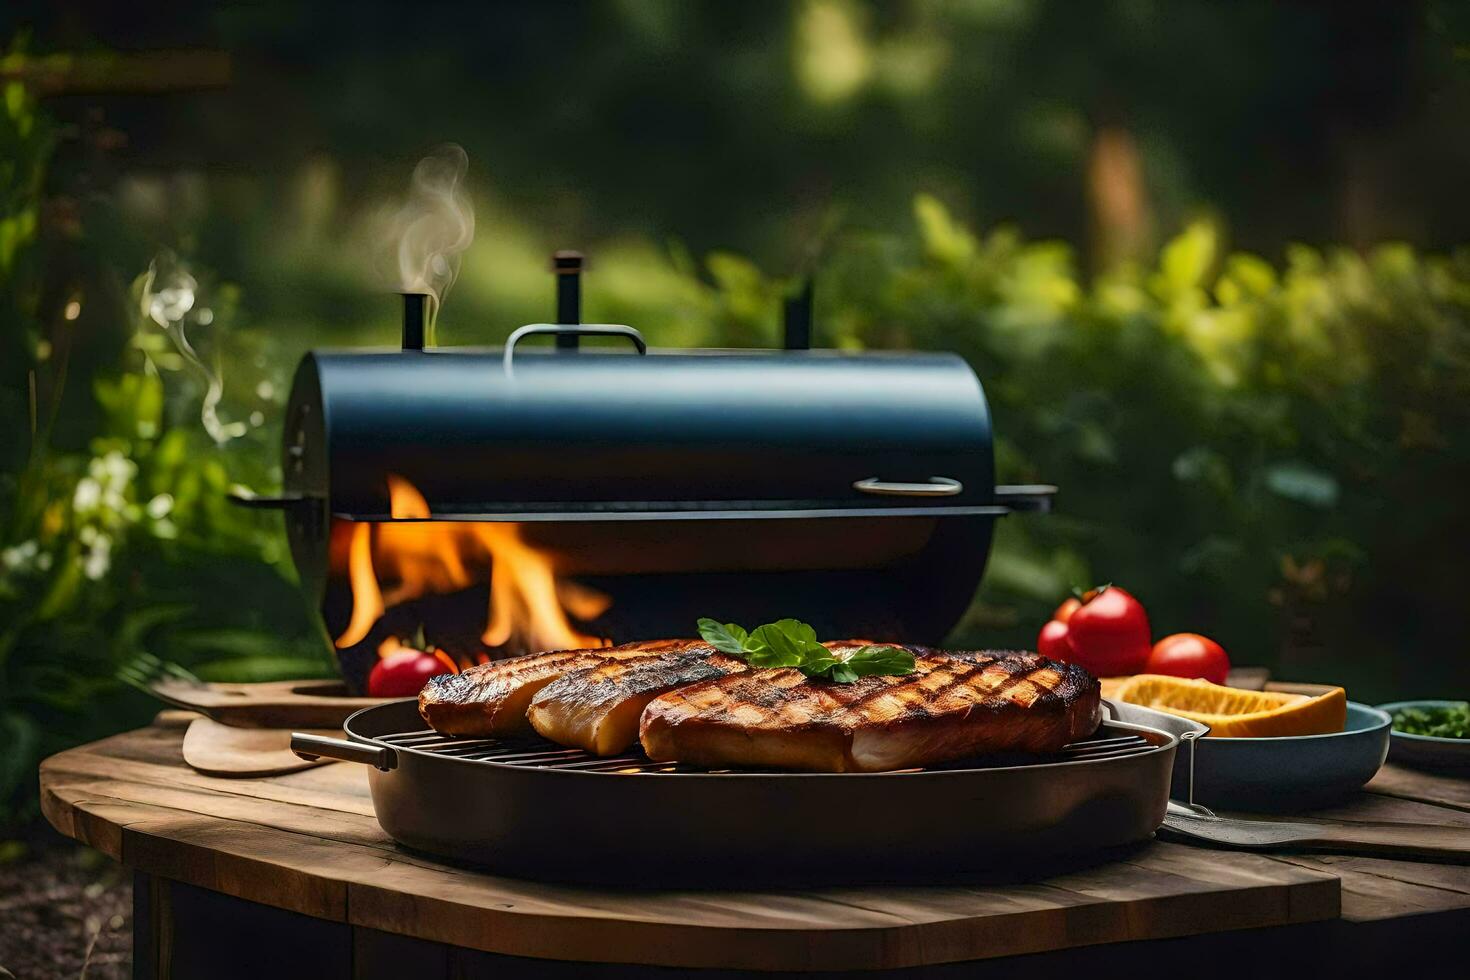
left=1263, top=461, right=1340, bottom=508
left=94, top=371, right=164, bottom=440
left=33, top=552, right=82, bottom=622
left=1173, top=446, right=1233, bottom=495
left=914, top=194, right=976, bottom=267
left=0, top=713, right=37, bottom=800
left=192, top=656, right=339, bottom=683
left=1155, top=221, right=1217, bottom=297
left=112, top=605, right=192, bottom=659
left=165, top=628, right=294, bottom=660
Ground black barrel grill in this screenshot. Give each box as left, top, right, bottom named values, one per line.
left=239, top=253, right=1054, bottom=693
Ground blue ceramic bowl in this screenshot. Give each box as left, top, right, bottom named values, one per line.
left=1378, top=700, right=1470, bottom=771
left=1169, top=702, right=1390, bottom=812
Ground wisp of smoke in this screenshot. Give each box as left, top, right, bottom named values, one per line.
left=382, top=144, right=475, bottom=340
left=141, top=251, right=245, bottom=445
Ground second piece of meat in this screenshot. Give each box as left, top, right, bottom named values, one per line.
left=527, top=646, right=748, bottom=755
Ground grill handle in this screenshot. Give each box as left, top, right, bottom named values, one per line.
left=291, top=733, right=398, bottom=771
left=852, top=477, right=964, bottom=497
left=226, top=488, right=315, bottom=511
left=503, top=323, right=647, bottom=375
left=994, top=484, right=1057, bottom=513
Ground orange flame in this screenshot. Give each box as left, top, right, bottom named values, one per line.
left=337, top=523, right=383, bottom=648
left=334, top=474, right=609, bottom=657
left=377, top=475, right=472, bottom=605
left=473, top=523, right=612, bottom=651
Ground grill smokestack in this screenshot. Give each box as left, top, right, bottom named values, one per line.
left=784, top=277, right=814, bottom=350
left=553, top=250, right=584, bottom=351
left=402, top=292, right=429, bottom=350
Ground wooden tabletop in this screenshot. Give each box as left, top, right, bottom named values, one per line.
left=40, top=720, right=1470, bottom=973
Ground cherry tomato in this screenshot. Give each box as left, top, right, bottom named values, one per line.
left=1145, top=633, right=1230, bottom=684
left=1037, top=618, right=1073, bottom=660
left=368, top=649, right=454, bottom=698
left=1058, top=585, right=1152, bottom=676
left=1052, top=597, right=1082, bottom=624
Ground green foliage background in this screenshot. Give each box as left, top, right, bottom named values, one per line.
left=3, top=1, right=1469, bottom=832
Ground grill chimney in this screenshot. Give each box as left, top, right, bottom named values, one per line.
left=553, top=250, right=584, bottom=351
left=401, top=292, right=429, bottom=351
left=783, top=277, right=814, bottom=350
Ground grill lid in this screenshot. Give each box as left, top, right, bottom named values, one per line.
left=282, top=338, right=1025, bottom=522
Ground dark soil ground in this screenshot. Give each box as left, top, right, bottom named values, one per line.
left=0, top=828, right=131, bottom=980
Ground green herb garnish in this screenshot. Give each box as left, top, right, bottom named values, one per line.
left=697, top=617, right=916, bottom=683
left=1391, top=703, right=1470, bottom=739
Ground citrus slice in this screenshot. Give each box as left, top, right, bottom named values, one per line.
left=1111, top=674, right=1346, bottom=738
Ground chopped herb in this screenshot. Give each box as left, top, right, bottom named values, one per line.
left=1391, top=703, right=1470, bottom=739
left=696, top=617, right=916, bottom=683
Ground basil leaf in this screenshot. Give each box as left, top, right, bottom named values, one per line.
left=797, top=642, right=839, bottom=678
left=697, top=618, right=751, bottom=655
left=841, top=645, right=916, bottom=678
left=746, top=624, right=807, bottom=667
left=771, top=618, right=820, bottom=647
left=694, top=617, right=917, bottom=683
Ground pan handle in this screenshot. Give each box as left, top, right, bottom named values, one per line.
left=291, top=733, right=398, bottom=771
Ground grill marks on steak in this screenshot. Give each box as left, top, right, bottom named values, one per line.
left=527, top=646, right=748, bottom=755
left=639, top=650, right=1101, bottom=772
left=420, top=640, right=1101, bottom=772
left=417, top=639, right=700, bottom=736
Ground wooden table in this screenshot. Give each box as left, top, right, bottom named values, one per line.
left=40, top=719, right=1470, bottom=978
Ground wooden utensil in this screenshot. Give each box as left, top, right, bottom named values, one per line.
left=182, top=718, right=342, bottom=778
left=148, top=677, right=386, bottom=728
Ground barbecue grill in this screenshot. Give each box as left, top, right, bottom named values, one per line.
left=236, top=252, right=1055, bottom=692
left=292, top=699, right=1206, bottom=882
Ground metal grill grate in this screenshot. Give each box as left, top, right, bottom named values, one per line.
left=375, top=726, right=1157, bottom=775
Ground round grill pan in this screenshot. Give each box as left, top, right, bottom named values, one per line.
left=294, top=700, right=1205, bottom=884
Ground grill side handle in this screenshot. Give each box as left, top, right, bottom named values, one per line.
left=291, top=732, right=398, bottom=771
left=993, top=484, right=1057, bottom=513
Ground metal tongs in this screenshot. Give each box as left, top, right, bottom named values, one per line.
left=1161, top=801, right=1470, bottom=863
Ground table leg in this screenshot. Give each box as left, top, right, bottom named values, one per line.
left=131, top=874, right=352, bottom=980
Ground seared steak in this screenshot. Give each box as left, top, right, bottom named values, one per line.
left=418, top=639, right=699, bottom=736
left=527, top=646, right=748, bottom=755
left=639, top=650, right=1100, bottom=772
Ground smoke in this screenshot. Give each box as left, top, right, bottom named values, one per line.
left=380, top=144, right=475, bottom=337
left=140, top=251, right=245, bottom=445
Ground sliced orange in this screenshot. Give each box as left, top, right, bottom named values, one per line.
left=1111, top=674, right=1347, bottom=738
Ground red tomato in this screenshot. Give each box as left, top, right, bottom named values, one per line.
left=1052, top=597, right=1082, bottom=624
left=1145, top=633, right=1231, bottom=684
left=368, top=649, right=454, bottom=698
left=1037, top=618, right=1073, bottom=660
left=1060, top=586, right=1152, bottom=676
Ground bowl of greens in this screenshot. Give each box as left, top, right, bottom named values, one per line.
left=1377, top=700, right=1470, bottom=771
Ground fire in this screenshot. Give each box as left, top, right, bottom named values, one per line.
left=335, top=475, right=610, bottom=659
left=337, top=523, right=383, bottom=649
left=475, top=523, right=612, bottom=648
left=377, top=476, right=472, bottom=605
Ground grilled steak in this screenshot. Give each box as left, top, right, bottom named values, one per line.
left=639, top=650, right=1100, bottom=772
left=418, top=639, right=700, bottom=736
left=527, top=646, right=748, bottom=755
